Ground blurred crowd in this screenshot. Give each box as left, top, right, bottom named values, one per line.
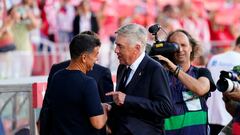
left=0, top=0, right=240, bottom=78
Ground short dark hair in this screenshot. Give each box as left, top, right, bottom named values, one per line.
left=69, top=34, right=101, bottom=59
left=163, top=4, right=174, bottom=13
left=81, top=30, right=97, bottom=36
left=166, top=29, right=201, bottom=61
left=235, top=35, right=240, bottom=46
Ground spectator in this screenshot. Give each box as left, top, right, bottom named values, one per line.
left=106, top=23, right=173, bottom=135
left=37, top=0, right=49, bottom=39
left=73, top=0, right=99, bottom=36
left=220, top=65, right=240, bottom=135
left=157, top=4, right=181, bottom=33
left=56, top=0, right=75, bottom=44
left=10, top=5, right=38, bottom=77
left=208, top=11, right=235, bottom=54
left=207, top=35, right=240, bottom=135
left=156, top=29, right=216, bottom=135
left=21, top=0, right=41, bottom=47
left=0, top=7, right=16, bottom=79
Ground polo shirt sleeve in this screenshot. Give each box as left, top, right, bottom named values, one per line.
left=198, top=68, right=216, bottom=92
left=82, top=78, right=104, bottom=117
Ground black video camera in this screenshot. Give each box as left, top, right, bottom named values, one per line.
left=147, top=24, right=179, bottom=63
left=216, top=66, right=240, bottom=93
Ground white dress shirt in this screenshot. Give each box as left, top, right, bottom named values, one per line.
left=126, top=52, right=145, bottom=85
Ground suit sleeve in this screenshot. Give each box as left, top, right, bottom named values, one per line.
left=39, top=65, right=58, bottom=134
left=124, top=66, right=173, bottom=118
left=41, top=64, right=58, bottom=110
left=83, top=78, right=104, bottom=117
left=99, top=68, right=114, bottom=102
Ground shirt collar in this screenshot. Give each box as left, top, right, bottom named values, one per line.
left=129, top=52, right=145, bottom=72
left=82, top=12, right=91, bottom=19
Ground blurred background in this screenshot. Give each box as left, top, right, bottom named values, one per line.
left=1, top=0, right=240, bottom=134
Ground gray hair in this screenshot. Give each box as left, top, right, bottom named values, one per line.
left=115, top=23, right=147, bottom=52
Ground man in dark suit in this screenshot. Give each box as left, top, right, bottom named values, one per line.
left=106, top=23, right=173, bottom=135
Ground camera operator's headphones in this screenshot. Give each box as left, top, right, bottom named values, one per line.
left=233, top=65, right=240, bottom=79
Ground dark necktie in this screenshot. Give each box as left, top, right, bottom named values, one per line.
left=118, top=67, right=131, bottom=91
left=123, top=67, right=131, bottom=86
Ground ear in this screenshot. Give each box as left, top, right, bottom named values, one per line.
left=81, top=53, right=87, bottom=63
left=135, top=44, right=141, bottom=51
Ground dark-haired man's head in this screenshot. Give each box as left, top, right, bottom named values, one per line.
left=70, top=33, right=101, bottom=59
left=81, top=30, right=97, bottom=37
left=69, top=33, right=101, bottom=72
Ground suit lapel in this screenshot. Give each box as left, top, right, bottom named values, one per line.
left=116, top=65, right=127, bottom=91
left=125, top=55, right=150, bottom=93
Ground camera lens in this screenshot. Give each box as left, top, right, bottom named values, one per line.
left=217, top=79, right=229, bottom=92
left=217, top=78, right=238, bottom=93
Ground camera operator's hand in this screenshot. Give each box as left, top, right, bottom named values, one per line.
left=222, top=92, right=239, bottom=116
left=156, top=55, right=210, bottom=96
left=155, top=55, right=177, bottom=73
left=223, top=90, right=240, bottom=102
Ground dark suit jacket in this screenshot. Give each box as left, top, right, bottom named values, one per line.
left=108, top=55, right=173, bottom=135
left=73, top=13, right=99, bottom=36
left=39, top=60, right=113, bottom=135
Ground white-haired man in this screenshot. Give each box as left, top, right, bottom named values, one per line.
left=106, top=23, right=173, bottom=135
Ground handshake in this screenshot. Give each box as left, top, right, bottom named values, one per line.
left=100, top=91, right=127, bottom=134
left=102, top=91, right=127, bottom=113
left=102, top=103, right=112, bottom=113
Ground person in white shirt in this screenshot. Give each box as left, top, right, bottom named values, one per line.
left=57, top=0, right=75, bottom=44
left=207, top=35, right=240, bottom=135
left=73, top=0, right=99, bottom=36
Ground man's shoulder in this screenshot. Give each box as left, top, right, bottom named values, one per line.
left=210, top=51, right=239, bottom=60
left=52, top=60, right=70, bottom=70
left=209, top=53, right=226, bottom=60
left=93, top=64, right=109, bottom=71
left=208, top=51, right=240, bottom=67
left=90, top=64, right=111, bottom=76
left=144, top=55, right=163, bottom=68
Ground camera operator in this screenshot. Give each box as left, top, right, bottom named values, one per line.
left=222, top=86, right=240, bottom=134
left=216, top=65, right=240, bottom=135
left=155, top=29, right=216, bottom=135
left=207, top=35, right=240, bottom=135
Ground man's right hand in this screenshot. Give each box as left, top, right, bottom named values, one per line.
left=106, top=91, right=126, bottom=106
left=224, top=91, right=240, bottom=102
